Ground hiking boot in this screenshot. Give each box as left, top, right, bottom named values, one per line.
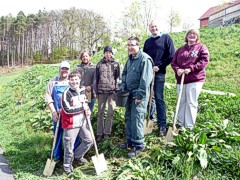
left=128, top=147, right=145, bottom=158
left=96, top=135, right=102, bottom=142
left=104, top=134, right=110, bottom=139
left=119, top=143, right=133, bottom=149
left=158, top=127, right=167, bottom=137
left=75, top=157, right=88, bottom=165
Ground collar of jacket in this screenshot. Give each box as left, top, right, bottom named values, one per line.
left=102, top=57, right=114, bottom=63
left=69, top=85, right=85, bottom=93
left=129, top=49, right=142, bottom=60
left=80, top=62, right=92, bottom=67
left=150, top=32, right=163, bottom=38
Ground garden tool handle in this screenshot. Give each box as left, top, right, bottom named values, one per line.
left=173, top=73, right=185, bottom=128
left=50, top=114, right=60, bottom=160
left=147, top=72, right=155, bottom=119
left=85, top=110, right=99, bottom=156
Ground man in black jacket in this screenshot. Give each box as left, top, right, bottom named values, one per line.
left=143, top=20, right=175, bottom=136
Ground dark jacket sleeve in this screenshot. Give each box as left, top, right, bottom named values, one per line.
left=119, top=61, right=127, bottom=91
left=93, top=62, right=100, bottom=94
left=159, top=35, right=175, bottom=69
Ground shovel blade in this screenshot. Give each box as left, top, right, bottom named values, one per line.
left=92, top=153, right=108, bottom=175
left=165, top=127, right=179, bottom=143
left=43, top=158, right=57, bottom=176
left=144, top=119, right=154, bottom=135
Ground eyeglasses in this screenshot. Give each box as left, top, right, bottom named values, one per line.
left=127, top=44, right=138, bottom=47
left=188, top=32, right=197, bottom=36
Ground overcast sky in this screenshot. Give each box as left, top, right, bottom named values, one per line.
left=0, top=0, right=224, bottom=32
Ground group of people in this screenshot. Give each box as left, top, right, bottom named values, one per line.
left=45, top=20, right=209, bottom=174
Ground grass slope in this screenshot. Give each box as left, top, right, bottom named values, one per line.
left=0, top=25, right=239, bottom=179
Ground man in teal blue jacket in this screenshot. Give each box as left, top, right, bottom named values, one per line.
left=119, top=36, right=153, bottom=158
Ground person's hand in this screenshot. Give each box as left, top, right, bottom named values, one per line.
left=52, top=111, right=58, bottom=122
left=86, top=86, right=91, bottom=92
left=177, top=69, right=185, bottom=76
left=184, top=68, right=191, bottom=75
left=153, top=66, right=159, bottom=72
left=85, top=109, right=91, bottom=117
left=135, top=99, right=142, bottom=105
left=83, top=103, right=89, bottom=110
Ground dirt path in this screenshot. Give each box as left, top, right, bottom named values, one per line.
left=0, top=148, right=14, bottom=180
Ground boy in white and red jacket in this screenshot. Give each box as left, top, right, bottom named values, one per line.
left=61, top=71, right=93, bottom=174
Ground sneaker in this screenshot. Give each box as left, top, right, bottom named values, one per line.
left=119, top=143, right=133, bottom=149
left=158, top=127, right=167, bottom=137
left=63, top=165, right=73, bottom=174
left=104, top=134, right=110, bottom=139
left=75, top=157, right=88, bottom=164
left=128, top=147, right=145, bottom=158
left=96, top=135, right=102, bottom=142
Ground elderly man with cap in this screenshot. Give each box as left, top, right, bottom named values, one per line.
left=94, top=46, right=120, bottom=142
left=45, top=60, right=80, bottom=161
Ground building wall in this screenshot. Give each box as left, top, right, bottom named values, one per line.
left=200, top=19, right=209, bottom=27
left=208, top=2, right=240, bottom=27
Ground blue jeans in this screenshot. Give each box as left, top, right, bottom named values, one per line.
left=150, top=73, right=166, bottom=128
left=88, top=98, right=96, bottom=120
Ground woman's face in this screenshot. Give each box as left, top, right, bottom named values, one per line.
left=187, top=31, right=198, bottom=44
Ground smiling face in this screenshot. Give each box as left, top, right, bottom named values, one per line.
left=185, top=29, right=200, bottom=45
left=69, top=75, right=81, bottom=89
left=104, top=51, right=112, bottom=60
left=127, top=40, right=140, bottom=56
left=149, top=20, right=159, bottom=37
left=80, top=52, right=90, bottom=64
left=59, top=67, right=70, bottom=79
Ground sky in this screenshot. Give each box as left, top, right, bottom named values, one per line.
left=0, top=0, right=225, bottom=32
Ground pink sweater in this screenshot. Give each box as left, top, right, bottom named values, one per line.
left=171, top=42, right=209, bottom=84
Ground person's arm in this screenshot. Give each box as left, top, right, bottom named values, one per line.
left=159, top=35, right=175, bottom=69
left=189, top=44, right=210, bottom=72
left=119, top=61, right=127, bottom=91
left=45, top=78, right=58, bottom=121
left=93, top=63, right=99, bottom=95
left=135, top=57, right=153, bottom=101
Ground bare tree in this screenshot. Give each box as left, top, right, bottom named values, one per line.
left=167, top=8, right=181, bottom=33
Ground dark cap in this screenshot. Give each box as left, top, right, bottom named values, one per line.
left=104, top=46, right=113, bottom=54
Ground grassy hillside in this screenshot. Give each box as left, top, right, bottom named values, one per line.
left=0, top=25, right=239, bottom=179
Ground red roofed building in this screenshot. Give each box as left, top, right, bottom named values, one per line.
left=199, top=6, right=219, bottom=27
left=199, top=0, right=240, bottom=27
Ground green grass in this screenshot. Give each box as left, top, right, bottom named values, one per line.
left=0, top=25, right=239, bottom=179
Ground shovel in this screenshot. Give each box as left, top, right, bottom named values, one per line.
left=43, top=116, right=60, bottom=176
left=165, top=73, right=185, bottom=143
left=144, top=72, right=155, bottom=135
left=86, top=91, right=92, bottom=103
left=85, top=110, right=108, bottom=175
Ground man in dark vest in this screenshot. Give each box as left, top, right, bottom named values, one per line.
left=94, top=46, right=120, bottom=142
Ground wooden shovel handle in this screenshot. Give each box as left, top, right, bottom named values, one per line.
left=50, top=114, right=60, bottom=160
left=173, top=73, right=185, bottom=127
left=85, top=110, right=99, bottom=156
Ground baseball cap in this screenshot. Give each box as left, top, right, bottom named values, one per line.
left=104, top=46, right=113, bottom=54
left=59, top=61, right=70, bottom=69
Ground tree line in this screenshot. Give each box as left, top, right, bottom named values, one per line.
left=0, top=8, right=110, bottom=67
left=0, top=0, right=183, bottom=67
